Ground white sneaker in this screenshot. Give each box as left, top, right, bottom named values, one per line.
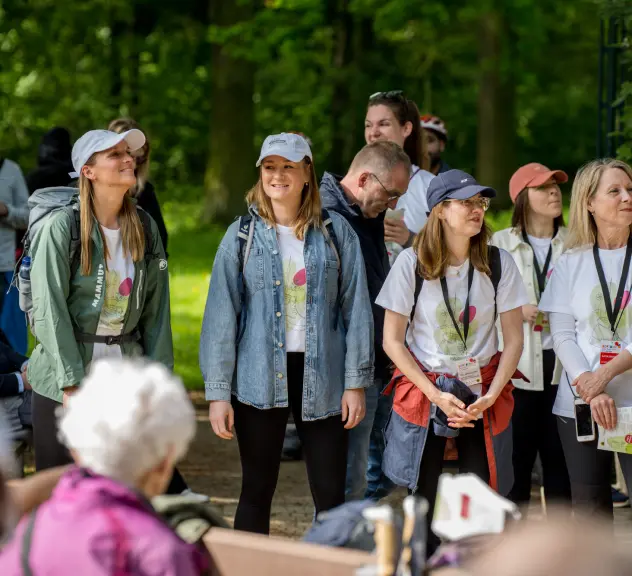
left=180, top=488, right=210, bottom=503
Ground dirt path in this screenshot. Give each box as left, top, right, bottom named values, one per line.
left=179, top=394, right=317, bottom=538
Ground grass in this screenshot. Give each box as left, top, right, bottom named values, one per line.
left=164, top=201, right=224, bottom=390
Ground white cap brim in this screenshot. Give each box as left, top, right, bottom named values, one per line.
left=256, top=147, right=309, bottom=167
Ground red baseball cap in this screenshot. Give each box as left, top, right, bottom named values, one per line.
left=509, top=163, right=568, bottom=203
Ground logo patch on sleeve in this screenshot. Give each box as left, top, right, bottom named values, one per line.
left=159, top=259, right=168, bottom=271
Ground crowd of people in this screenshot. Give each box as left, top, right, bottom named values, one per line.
left=0, top=88, right=630, bottom=572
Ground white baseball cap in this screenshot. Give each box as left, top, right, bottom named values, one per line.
left=70, top=129, right=146, bottom=178
left=256, top=132, right=312, bottom=167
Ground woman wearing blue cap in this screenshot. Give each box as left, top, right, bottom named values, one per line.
left=377, top=169, right=527, bottom=554
left=25, top=128, right=172, bottom=471
left=199, top=133, right=374, bottom=534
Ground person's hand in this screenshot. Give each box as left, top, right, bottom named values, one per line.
left=432, top=391, right=476, bottom=428
left=573, top=371, right=608, bottom=404
left=21, top=364, right=31, bottom=391
left=62, top=386, right=79, bottom=408
left=590, top=393, right=617, bottom=430
left=466, top=393, right=497, bottom=419
left=0, top=202, right=8, bottom=217
left=384, top=218, right=411, bottom=246
left=209, top=401, right=234, bottom=440
left=342, top=388, right=366, bottom=429
left=522, top=304, right=539, bottom=327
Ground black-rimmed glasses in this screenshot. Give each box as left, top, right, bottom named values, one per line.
left=370, top=173, right=403, bottom=202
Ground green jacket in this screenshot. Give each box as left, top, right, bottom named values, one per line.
left=26, top=209, right=173, bottom=403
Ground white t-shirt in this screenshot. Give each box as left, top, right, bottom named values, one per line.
left=526, top=234, right=554, bottom=350
left=396, top=165, right=435, bottom=234
left=92, top=227, right=135, bottom=362
left=376, top=248, right=528, bottom=395
left=277, top=225, right=306, bottom=353
left=540, top=245, right=632, bottom=417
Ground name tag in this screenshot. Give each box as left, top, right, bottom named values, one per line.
left=457, top=357, right=482, bottom=387
left=534, top=311, right=550, bottom=333
left=600, top=341, right=622, bottom=365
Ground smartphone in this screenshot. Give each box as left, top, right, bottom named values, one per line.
left=385, top=208, right=405, bottom=221
left=574, top=398, right=595, bottom=442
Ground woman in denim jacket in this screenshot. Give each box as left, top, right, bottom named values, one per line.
left=199, top=133, right=374, bottom=534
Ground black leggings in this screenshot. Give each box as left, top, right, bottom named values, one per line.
left=509, top=349, right=571, bottom=506
left=414, top=420, right=489, bottom=557
left=557, top=414, right=632, bottom=519
left=232, top=352, right=348, bottom=534
left=32, top=391, right=189, bottom=494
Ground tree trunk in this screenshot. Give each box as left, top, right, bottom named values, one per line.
left=476, top=9, right=516, bottom=207
left=203, top=0, right=256, bottom=224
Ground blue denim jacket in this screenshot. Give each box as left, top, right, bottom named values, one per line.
left=200, top=208, right=375, bottom=421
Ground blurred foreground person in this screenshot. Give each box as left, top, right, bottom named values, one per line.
left=0, top=358, right=206, bottom=574
left=469, top=511, right=631, bottom=576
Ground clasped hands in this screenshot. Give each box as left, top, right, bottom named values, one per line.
left=431, top=390, right=498, bottom=429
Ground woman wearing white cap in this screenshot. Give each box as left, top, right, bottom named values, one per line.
left=200, top=133, right=374, bottom=534
left=26, top=129, right=172, bottom=471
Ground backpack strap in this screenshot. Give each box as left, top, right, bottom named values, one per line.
left=410, top=272, right=423, bottom=326
left=321, top=209, right=341, bottom=270
left=67, top=205, right=82, bottom=279
left=488, top=245, right=502, bottom=319
left=21, top=506, right=38, bottom=576
left=237, top=214, right=254, bottom=274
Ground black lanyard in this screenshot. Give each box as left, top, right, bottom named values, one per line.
left=440, top=263, right=475, bottom=353
left=522, top=228, right=556, bottom=296
left=592, top=236, right=632, bottom=337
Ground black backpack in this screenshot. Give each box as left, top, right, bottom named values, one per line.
left=409, top=245, right=502, bottom=324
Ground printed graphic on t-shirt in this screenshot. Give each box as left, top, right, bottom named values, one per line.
left=434, top=296, right=479, bottom=358
left=589, top=281, right=631, bottom=344
left=283, top=257, right=306, bottom=332
left=99, top=270, right=133, bottom=332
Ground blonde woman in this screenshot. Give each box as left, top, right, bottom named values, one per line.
left=108, top=117, right=169, bottom=255
left=27, top=129, right=172, bottom=471
left=378, top=170, right=527, bottom=554
left=540, top=158, right=632, bottom=518
left=491, top=163, right=571, bottom=509
left=200, top=133, right=374, bottom=534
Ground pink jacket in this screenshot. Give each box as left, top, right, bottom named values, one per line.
left=0, top=467, right=207, bottom=575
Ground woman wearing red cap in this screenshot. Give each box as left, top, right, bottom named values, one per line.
left=491, top=163, right=571, bottom=510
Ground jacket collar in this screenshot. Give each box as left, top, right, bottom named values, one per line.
left=504, top=226, right=565, bottom=252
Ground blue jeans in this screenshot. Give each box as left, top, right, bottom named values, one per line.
left=345, top=382, right=395, bottom=501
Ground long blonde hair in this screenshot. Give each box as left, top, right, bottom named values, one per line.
left=413, top=203, right=492, bottom=279
left=79, top=154, right=146, bottom=276
left=566, top=158, right=632, bottom=250
left=245, top=157, right=321, bottom=240
left=108, top=117, right=150, bottom=197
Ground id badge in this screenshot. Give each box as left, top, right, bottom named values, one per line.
left=600, top=341, right=622, bottom=365
left=457, top=357, right=482, bottom=387
left=534, top=311, right=550, bottom=333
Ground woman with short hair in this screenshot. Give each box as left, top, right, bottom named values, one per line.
left=491, top=163, right=571, bottom=509
left=379, top=169, right=527, bottom=553
left=0, top=358, right=206, bottom=574
left=539, top=158, right=632, bottom=517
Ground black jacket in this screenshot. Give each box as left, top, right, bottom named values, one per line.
left=26, top=127, right=74, bottom=194
left=0, top=340, right=28, bottom=398
left=136, top=182, right=169, bottom=257
left=320, top=172, right=391, bottom=384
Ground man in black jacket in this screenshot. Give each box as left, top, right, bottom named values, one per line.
left=320, top=141, right=411, bottom=501
left=0, top=340, right=31, bottom=440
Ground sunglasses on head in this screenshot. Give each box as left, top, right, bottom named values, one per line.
left=369, top=90, right=405, bottom=102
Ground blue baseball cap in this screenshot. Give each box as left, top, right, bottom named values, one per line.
left=426, top=169, right=496, bottom=213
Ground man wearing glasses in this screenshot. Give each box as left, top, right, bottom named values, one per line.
left=320, top=141, right=411, bottom=501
